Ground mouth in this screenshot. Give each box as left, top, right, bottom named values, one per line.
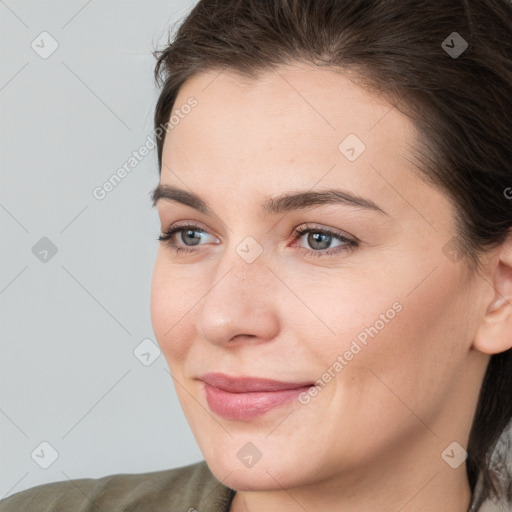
left=199, top=372, right=315, bottom=420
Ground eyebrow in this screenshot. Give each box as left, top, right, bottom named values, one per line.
left=151, top=184, right=387, bottom=216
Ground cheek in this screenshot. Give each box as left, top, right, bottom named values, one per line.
left=284, top=265, right=473, bottom=473
left=150, top=255, right=196, bottom=368
left=323, top=262, right=471, bottom=421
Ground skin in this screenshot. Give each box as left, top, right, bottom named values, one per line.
left=150, top=61, right=512, bottom=512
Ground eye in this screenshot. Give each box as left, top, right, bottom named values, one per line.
left=290, top=223, right=357, bottom=258
left=157, top=222, right=219, bottom=254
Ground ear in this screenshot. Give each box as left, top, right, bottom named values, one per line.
left=473, top=229, right=512, bottom=355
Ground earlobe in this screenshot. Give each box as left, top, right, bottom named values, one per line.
left=473, top=231, right=512, bottom=355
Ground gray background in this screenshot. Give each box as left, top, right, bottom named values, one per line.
left=0, top=0, right=202, bottom=498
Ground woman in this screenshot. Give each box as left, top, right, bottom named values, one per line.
left=1, top=0, right=511, bottom=511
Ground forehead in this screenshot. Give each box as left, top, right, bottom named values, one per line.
left=159, top=62, right=454, bottom=230
left=167, top=63, right=417, bottom=167
left=166, top=63, right=415, bottom=170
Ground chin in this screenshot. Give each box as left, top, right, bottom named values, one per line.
left=206, top=456, right=301, bottom=491
left=222, top=470, right=290, bottom=492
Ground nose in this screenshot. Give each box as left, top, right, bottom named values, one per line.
left=195, top=255, right=280, bottom=347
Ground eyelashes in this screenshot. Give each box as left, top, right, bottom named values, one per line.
left=157, top=222, right=358, bottom=258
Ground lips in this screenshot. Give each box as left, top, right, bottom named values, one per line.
left=199, top=372, right=315, bottom=392
left=199, top=372, right=314, bottom=420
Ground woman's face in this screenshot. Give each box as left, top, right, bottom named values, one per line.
left=150, top=62, right=492, bottom=492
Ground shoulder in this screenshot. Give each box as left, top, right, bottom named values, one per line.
left=0, top=460, right=235, bottom=512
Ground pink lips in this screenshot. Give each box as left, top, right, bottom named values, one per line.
left=200, top=372, right=313, bottom=420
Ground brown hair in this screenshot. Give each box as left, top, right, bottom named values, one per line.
left=152, top=0, right=512, bottom=506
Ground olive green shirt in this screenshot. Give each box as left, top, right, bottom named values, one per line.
left=0, top=460, right=235, bottom=512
